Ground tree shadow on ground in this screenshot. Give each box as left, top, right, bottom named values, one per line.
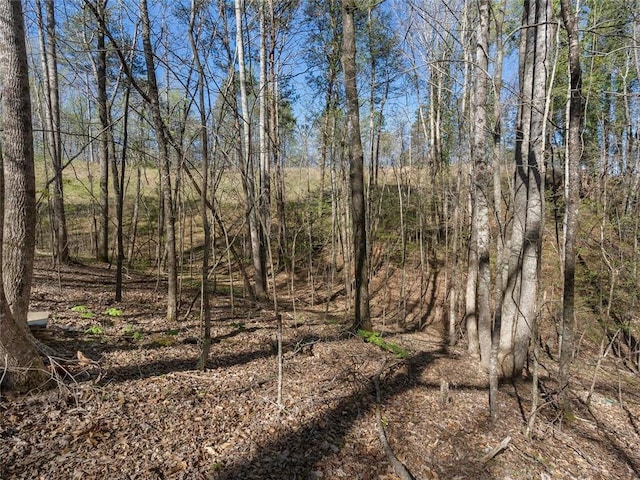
left=571, top=399, right=640, bottom=477
left=95, top=348, right=273, bottom=384
left=36, top=315, right=272, bottom=361
left=90, top=329, right=349, bottom=385
left=210, top=348, right=495, bottom=480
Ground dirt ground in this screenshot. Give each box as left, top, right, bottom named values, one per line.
left=2, top=259, right=640, bottom=479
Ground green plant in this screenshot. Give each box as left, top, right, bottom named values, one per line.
left=358, top=330, right=409, bottom=359
left=164, top=329, right=179, bottom=336
left=72, top=305, right=96, bottom=319
left=85, top=325, right=105, bottom=335
left=122, top=325, right=143, bottom=341
left=231, top=322, right=246, bottom=330
left=104, top=307, right=123, bottom=317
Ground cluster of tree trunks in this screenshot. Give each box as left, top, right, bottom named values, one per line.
left=0, top=0, right=605, bottom=428
left=464, top=0, right=584, bottom=405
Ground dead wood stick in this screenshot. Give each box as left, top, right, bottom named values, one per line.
left=480, top=436, right=512, bottom=463
left=373, top=362, right=414, bottom=480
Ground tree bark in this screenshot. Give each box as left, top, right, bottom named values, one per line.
left=189, top=0, right=212, bottom=370
left=35, top=0, right=69, bottom=264
left=94, top=0, right=110, bottom=263
left=114, top=83, right=130, bottom=302
left=342, top=0, right=371, bottom=331
left=0, top=0, right=48, bottom=390
left=472, top=0, right=492, bottom=368
left=558, top=0, right=583, bottom=412
left=259, top=0, right=271, bottom=244
left=498, top=0, right=552, bottom=379
left=140, top=0, right=178, bottom=321
left=489, top=0, right=508, bottom=422
left=465, top=180, right=480, bottom=357
left=235, top=0, right=267, bottom=299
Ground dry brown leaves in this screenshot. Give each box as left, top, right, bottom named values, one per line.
left=1, top=260, right=640, bottom=479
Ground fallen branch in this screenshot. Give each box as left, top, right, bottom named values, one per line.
left=480, top=436, right=512, bottom=464
left=373, top=361, right=414, bottom=480
left=0, top=355, right=8, bottom=396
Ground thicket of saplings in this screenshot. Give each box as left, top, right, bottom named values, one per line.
left=33, top=157, right=640, bottom=372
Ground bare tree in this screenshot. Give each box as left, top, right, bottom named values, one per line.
left=558, top=0, right=583, bottom=412
left=113, top=82, right=130, bottom=302
left=235, top=0, right=268, bottom=299
left=35, top=0, right=69, bottom=264
left=469, top=0, right=492, bottom=368
left=91, top=0, right=111, bottom=263
left=259, top=0, right=271, bottom=249
left=140, top=0, right=179, bottom=321
left=498, top=0, right=554, bottom=379
left=489, top=0, right=508, bottom=421
left=189, top=0, right=213, bottom=370
left=342, top=0, right=371, bottom=331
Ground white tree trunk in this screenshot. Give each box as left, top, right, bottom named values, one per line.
left=498, top=0, right=553, bottom=379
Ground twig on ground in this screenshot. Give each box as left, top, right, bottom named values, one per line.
left=373, top=360, right=414, bottom=480
left=0, top=355, right=8, bottom=397
left=276, top=313, right=284, bottom=409
left=480, top=436, right=512, bottom=463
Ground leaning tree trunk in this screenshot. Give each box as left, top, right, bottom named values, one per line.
left=342, top=0, right=371, bottom=331
left=0, top=0, right=48, bottom=390
left=498, top=0, right=552, bottom=379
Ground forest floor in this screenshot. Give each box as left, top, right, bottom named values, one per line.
left=2, top=258, right=640, bottom=480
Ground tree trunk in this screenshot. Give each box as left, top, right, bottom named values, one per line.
left=140, top=0, right=178, bottom=321
left=235, top=0, right=267, bottom=299
left=95, top=0, right=110, bottom=263
left=558, top=0, right=583, bottom=412
left=259, top=0, right=271, bottom=246
left=189, top=0, right=213, bottom=370
left=0, top=0, right=48, bottom=390
left=267, top=0, right=286, bottom=270
left=127, top=164, right=141, bottom=268
left=492, top=0, right=508, bottom=297
left=342, top=0, right=371, bottom=331
left=498, top=0, right=552, bottom=379
left=114, top=83, right=130, bottom=302
left=489, top=0, right=508, bottom=422
left=472, top=0, right=492, bottom=368
left=35, top=0, right=69, bottom=264
left=465, top=184, right=480, bottom=356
